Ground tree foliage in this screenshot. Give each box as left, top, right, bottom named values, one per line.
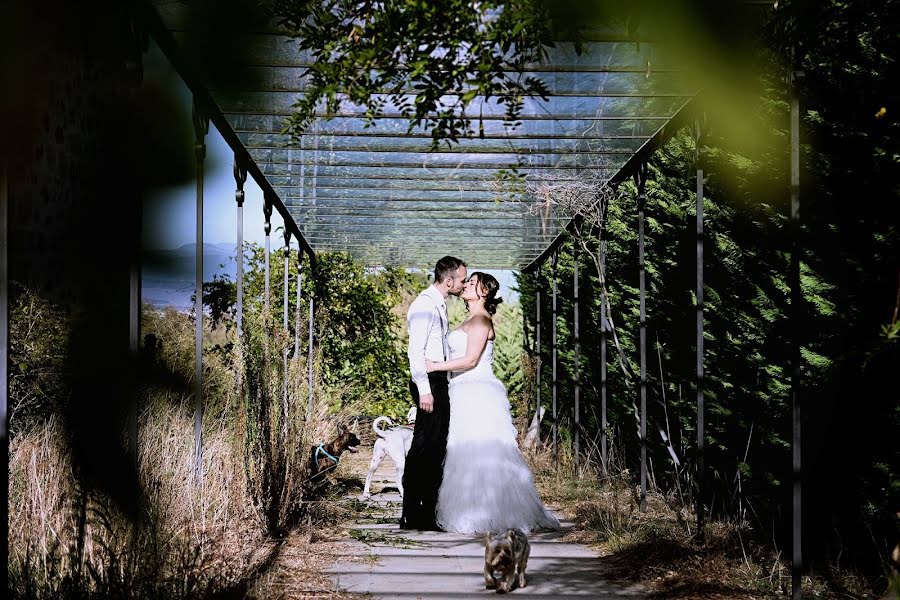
left=269, top=0, right=572, bottom=147
left=518, top=0, right=898, bottom=580
left=204, top=244, right=430, bottom=418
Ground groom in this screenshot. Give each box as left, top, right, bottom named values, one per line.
left=400, top=256, right=467, bottom=531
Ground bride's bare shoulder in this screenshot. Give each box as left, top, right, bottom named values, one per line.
left=462, top=314, right=493, bottom=335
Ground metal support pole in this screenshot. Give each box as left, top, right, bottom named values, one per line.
left=1, top=160, right=9, bottom=498
left=573, top=246, right=581, bottom=475
left=129, top=187, right=141, bottom=469
left=600, top=239, right=608, bottom=476
left=535, top=270, right=542, bottom=433
left=295, top=259, right=302, bottom=357
left=0, top=157, right=11, bottom=564
left=790, top=65, right=803, bottom=600
left=635, top=162, right=648, bottom=512
left=551, top=250, right=559, bottom=466
left=234, top=159, right=247, bottom=338
left=263, top=195, right=273, bottom=313
left=295, top=130, right=305, bottom=358
left=192, top=101, right=208, bottom=482
left=307, top=276, right=315, bottom=418
left=127, top=21, right=147, bottom=474
left=284, top=231, right=291, bottom=331
left=693, top=116, right=706, bottom=539
left=283, top=230, right=291, bottom=423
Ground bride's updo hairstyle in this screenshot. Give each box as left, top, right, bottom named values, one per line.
left=468, top=272, right=504, bottom=316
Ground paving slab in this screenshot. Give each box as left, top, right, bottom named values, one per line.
left=327, top=451, right=646, bottom=599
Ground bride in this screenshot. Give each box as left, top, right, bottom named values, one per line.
left=425, top=272, right=560, bottom=535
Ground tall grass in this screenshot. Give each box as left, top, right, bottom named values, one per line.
left=7, top=296, right=342, bottom=599
left=525, top=423, right=792, bottom=596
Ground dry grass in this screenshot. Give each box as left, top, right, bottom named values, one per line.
left=525, top=439, right=887, bottom=599
left=245, top=533, right=365, bottom=600
left=524, top=443, right=791, bottom=599
left=245, top=441, right=375, bottom=600
left=8, top=394, right=268, bottom=599
left=7, top=303, right=369, bottom=599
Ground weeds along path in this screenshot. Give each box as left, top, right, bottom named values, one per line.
left=325, top=448, right=647, bottom=599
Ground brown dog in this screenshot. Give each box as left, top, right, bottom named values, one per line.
left=308, top=423, right=361, bottom=483
left=484, top=528, right=530, bottom=593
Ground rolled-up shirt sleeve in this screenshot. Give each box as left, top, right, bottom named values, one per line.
left=407, top=297, right=436, bottom=396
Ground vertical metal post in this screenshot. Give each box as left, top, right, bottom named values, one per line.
left=635, top=163, right=648, bottom=512
left=694, top=117, right=706, bottom=539
left=535, top=270, right=542, bottom=431
left=0, top=157, right=9, bottom=565
left=283, top=231, right=291, bottom=330
left=573, top=246, right=580, bottom=475
left=295, top=131, right=305, bottom=358
left=129, top=192, right=141, bottom=469
left=192, top=101, right=208, bottom=482
left=234, top=159, right=247, bottom=338
left=295, top=259, right=302, bottom=357
left=790, top=65, right=803, bottom=600
left=283, top=230, right=291, bottom=422
left=600, top=239, right=608, bottom=475
left=127, top=16, right=147, bottom=474
left=307, top=271, right=315, bottom=417
left=695, top=143, right=706, bottom=534
left=551, top=250, right=559, bottom=465
left=263, top=195, right=273, bottom=313
left=1, top=160, right=9, bottom=491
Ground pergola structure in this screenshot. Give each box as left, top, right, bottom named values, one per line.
left=148, top=0, right=698, bottom=270
left=141, top=2, right=800, bottom=597
left=0, top=1, right=802, bottom=597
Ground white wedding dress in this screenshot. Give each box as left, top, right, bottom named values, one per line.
left=436, top=328, right=560, bottom=534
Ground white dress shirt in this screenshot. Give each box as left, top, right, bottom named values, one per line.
left=407, top=285, right=450, bottom=396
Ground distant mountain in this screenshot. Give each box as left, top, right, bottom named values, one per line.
left=172, top=242, right=237, bottom=257
left=142, top=243, right=238, bottom=309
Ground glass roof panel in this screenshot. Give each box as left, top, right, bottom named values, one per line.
left=153, top=1, right=697, bottom=268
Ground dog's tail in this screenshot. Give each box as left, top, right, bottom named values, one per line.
left=372, top=416, right=396, bottom=439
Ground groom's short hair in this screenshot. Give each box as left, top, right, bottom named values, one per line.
left=434, top=256, right=466, bottom=283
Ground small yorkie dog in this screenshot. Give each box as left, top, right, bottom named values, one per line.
left=483, top=528, right=530, bottom=593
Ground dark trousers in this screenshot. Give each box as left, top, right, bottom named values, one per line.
left=401, top=373, right=450, bottom=529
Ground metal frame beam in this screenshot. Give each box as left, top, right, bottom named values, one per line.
left=520, top=98, right=695, bottom=274
left=573, top=246, right=581, bottom=475
left=283, top=229, right=291, bottom=424
left=263, top=194, right=273, bottom=312
left=235, top=159, right=247, bottom=337
left=137, top=4, right=316, bottom=268
left=192, top=100, right=208, bottom=482
left=635, top=161, right=648, bottom=512
left=1, top=157, right=8, bottom=519
left=600, top=238, right=608, bottom=475
left=551, top=250, right=559, bottom=466
left=790, top=64, right=803, bottom=600
left=534, top=270, right=542, bottom=439
left=694, top=116, right=707, bottom=539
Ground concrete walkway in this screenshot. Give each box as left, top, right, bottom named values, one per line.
left=327, top=451, right=645, bottom=599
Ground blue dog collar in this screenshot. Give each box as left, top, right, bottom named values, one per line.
left=315, top=443, right=340, bottom=469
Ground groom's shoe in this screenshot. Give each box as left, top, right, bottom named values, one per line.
left=418, top=521, right=443, bottom=532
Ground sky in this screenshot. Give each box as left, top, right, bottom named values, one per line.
left=141, top=41, right=519, bottom=307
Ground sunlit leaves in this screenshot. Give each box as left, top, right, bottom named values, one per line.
left=270, top=0, right=559, bottom=148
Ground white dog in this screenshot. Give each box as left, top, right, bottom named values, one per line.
left=362, top=406, right=416, bottom=498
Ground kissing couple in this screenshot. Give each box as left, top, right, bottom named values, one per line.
left=399, top=256, right=560, bottom=534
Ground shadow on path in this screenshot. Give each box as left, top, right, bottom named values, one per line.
left=327, top=450, right=647, bottom=599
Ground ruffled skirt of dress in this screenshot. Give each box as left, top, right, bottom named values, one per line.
left=435, top=376, right=560, bottom=534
